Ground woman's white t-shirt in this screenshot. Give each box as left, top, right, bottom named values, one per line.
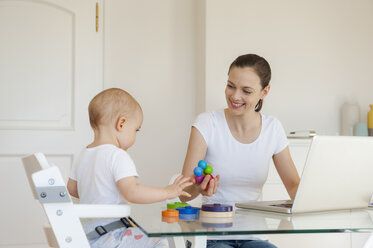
left=193, top=110, right=289, bottom=205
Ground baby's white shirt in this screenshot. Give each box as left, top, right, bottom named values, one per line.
left=70, top=144, right=138, bottom=232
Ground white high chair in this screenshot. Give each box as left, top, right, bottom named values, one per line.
left=22, top=153, right=131, bottom=248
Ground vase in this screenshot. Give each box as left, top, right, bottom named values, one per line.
left=354, top=122, right=368, bottom=136
left=341, top=102, right=360, bottom=136
left=368, top=105, right=373, bottom=136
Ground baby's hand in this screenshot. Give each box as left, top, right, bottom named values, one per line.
left=166, top=175, right=194, bottom=199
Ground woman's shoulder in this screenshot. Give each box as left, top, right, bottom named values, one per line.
left=195, top=109, right=224, bottom=126
left=196, top=109, right=224, bottom=120
left=261, top=114, right=284, bottom=129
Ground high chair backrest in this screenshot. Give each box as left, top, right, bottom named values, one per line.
left=22, top=153, right=132, bottom=248
left=23, top=153, right=53, bottom=199
left=22, top=153, right=91, bottom=247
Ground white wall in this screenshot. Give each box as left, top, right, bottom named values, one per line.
left=104, top=0, right=373, bottom=187
left=205, top=0, right=373, bottom=135
left=104, top=0, right=197, bottom=186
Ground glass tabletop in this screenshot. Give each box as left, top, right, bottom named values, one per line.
left=129, top=203, right=373, bottom=237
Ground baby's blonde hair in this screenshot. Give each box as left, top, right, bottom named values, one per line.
left=88, top=88, right=140, bottom=130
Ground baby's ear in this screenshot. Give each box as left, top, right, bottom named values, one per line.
left=116, top=116, right=126, bottom=131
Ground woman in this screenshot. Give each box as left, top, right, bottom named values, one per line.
left=180, top=54, right=300, bottom=248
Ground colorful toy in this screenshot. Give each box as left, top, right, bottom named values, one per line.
left=201, top=203, right=232, bottom=212
left=200, top=217, right=233, bottom=228
left=162, top=209, right=179, bottom=217
left=193, top=160, right=214, bottom=189
left=193, top=166, right=203, bottom=177
left=195, top=175, right=205, bottom=183
left=162, top=216, right=179, bottom=223
left=204, top=165, right=213, bottom=175
left=198, top=159, right=207, bottom=169
left=167, top=202, right=189, bottom=210
left=175, top=206, right=200, bottom=220
left=199, top=203, right=234, bottom=218
left=161, top=209, right=179, bottom=223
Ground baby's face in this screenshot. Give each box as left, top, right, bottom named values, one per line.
left=119, top=108, right=143, bottom=150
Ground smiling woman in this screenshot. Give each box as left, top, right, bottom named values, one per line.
left=226, top=54, right=271, bottom=113
left=180, top=54, right=300, bottom=248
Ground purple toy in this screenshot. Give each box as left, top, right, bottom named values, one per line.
left=195, top=175, right=204, bottom=183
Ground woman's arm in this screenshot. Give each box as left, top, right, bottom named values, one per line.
left=117, top=175, right=193, bottom=204
left=67, top=178, right=79, bottom=198
left=272, top=146, right=300, bottom=200
left=179, top=127, right=220, bottom=202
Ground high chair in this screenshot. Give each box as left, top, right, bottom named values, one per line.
left=22, top=153, right=131, bottom=248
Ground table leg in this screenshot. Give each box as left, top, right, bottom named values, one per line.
left=171, top=236, right=207, bottom=248
left=170, top=236, right=185, bottom=248
left=363, top=233, right=373, bottom=248
left=192, top=235, right=207, bottom=248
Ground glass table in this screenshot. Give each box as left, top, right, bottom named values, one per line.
left=129, top=203, right=373, bottom=248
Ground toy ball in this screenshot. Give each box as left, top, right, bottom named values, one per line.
left=204, top=165, right=213, bottom=175
left=195, top=175, right=204, bottom=183
left=193, top=167, right=203, bottom=177
left=198, top=160, right=207, bottom=169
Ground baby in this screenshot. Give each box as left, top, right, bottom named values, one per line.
left=67, top=88, right=192, bottom=247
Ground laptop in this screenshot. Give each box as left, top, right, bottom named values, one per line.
left=236, top=135, right=373, bottom=214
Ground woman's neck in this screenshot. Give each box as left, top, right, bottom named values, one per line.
left=224, top=109, right=262, bottom=143
left=225, top=109, right=260, bottom=132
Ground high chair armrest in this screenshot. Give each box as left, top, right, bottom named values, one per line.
left=74, top=204, right=131, bottom=218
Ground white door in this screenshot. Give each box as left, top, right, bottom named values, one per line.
left=0, top=0, right=103, bottom=246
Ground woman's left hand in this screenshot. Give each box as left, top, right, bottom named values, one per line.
left=200, top=174, right=220, bottom=196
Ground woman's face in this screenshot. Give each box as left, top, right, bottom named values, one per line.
left=225, top=66, right=269, bottom=115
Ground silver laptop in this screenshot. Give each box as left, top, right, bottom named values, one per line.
left=236, top=135, right=373, bottom=214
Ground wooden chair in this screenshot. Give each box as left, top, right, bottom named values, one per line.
left=22, top=153, right=131, bottom=248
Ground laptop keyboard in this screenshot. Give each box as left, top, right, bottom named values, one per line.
left=270, top=203, right=293, bottom=208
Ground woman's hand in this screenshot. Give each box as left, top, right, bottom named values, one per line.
left=199, top=174, right=220, bottom=196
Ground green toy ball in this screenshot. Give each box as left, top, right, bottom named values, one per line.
left=204, top=165, right=213, bottom=175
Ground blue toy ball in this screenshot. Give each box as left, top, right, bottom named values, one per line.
left=198, top=160, right=207, bottom=169
left=193, top=166, right=203, bottom=176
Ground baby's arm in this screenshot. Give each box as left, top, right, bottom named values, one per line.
left=117, top=175, right=193, bottom=204
left=67, top=178, right=79, bottom=198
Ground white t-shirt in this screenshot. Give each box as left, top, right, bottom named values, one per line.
left=193, top=110, right=289, bottom=206
left=70, top=144, right=138, bottom=232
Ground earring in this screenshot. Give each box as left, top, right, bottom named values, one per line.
left=255, top=99, right=263, bottom=111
